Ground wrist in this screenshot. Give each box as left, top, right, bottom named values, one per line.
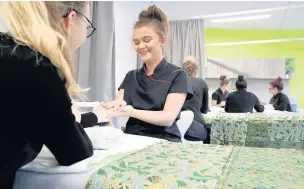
left=128, top=108, right=137, bottom=118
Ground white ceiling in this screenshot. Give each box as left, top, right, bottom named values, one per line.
left=154, top=1, right=304, bottom=29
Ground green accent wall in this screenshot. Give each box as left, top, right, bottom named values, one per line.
left=205, top=28, right=304, bottom=108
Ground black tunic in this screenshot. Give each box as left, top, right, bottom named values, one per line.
left=119, top=58, right=193, bottom=141
left=225, top=90, right=264, bottom=113
left=269, top=92, right=292, bottom=112
left=182, top=77, right=208, bottom=140
left=212, top=88, right=229, bottom=106
left=0, top=33, right=96, bottom=189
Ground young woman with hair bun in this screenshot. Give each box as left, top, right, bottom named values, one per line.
left=225, top=75, right=264, bottom=113
left=269, top=77, right=292, bottom=112
left=101, top=5, right=193, bottom=142
left=181, top=56, right=210, bottom=142
left=211, top=75, right=230, bottom=107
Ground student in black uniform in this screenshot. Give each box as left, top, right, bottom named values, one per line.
left=212, top=75, right=230, bottom=107
left=225, top=75, right=264, bottom=113
left=269, top=77, right=292, bottom=112
left=181, top=56, right=209, bottom=142
left=0, top=2, right=103, bottom=188
left=102, top=5, right=192, bottom=142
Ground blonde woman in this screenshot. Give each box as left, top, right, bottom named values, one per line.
left=181, top=56, right=209, bottom=142
left=0, top=2, right=103, bottom=188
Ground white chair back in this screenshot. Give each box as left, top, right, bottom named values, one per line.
left=176, top=111, right=194, bottom=142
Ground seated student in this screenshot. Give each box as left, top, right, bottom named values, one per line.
left=0, top=2, right=105, bottom=188
left=212, top=75, right=230, bottom=107
left=225, top=75, right=264, bottom=113
left=101, top=5, right=192, bottom=142
left=181, top=56, right=209, bottom=142
left=269, top=77, right=292, bottom=112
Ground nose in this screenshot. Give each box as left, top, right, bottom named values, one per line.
left=138, top=42, right=145, bottom=49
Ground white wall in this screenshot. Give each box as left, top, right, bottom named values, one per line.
left=0, top=18, right=7, bottom=32
left=114, top=1, right=151, bottom=91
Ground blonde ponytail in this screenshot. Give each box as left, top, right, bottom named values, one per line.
left=1, top=1, right=86, bottom=97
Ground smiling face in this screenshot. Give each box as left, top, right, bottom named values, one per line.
left=133, top=26, right=166, bottom=63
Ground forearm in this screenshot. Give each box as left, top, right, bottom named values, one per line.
left=130, top=109, right=176, bottom=127
left=116, top=89, right=124, bottom=100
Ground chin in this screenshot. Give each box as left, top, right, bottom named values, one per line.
left=139, top=54, right=152, bottom=63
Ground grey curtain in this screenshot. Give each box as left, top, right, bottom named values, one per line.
left=167, top=19, right=205, bottom=78
left=136, top=55, right=143, bottom=69
left=73, top=1, right=116, bottom=102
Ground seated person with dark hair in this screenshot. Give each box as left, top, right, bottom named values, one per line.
left=211, top=75, right=230, bottom=108
left=269, top=77, right=292, bottom=112
left=225, top=75, right=264, bottom=113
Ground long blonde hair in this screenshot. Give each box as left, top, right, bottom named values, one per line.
left=1, top=1, right=87, bottom=97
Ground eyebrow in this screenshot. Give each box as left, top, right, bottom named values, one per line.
left=133, top=36, right=152, bottom=41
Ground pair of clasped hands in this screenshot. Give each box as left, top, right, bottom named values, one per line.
left=95, top=99, right=134, bottom=118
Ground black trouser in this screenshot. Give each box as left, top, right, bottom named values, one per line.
left=184, top=121, right=211, bottom=144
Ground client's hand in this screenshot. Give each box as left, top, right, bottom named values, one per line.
left=220, top=101, right=226, bottom=107
left=106, top=105, right=134, bottom=118
left=101, top=99, right=127, bottom=111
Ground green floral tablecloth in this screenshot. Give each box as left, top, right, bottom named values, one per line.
left=209, top=113, right=304, bottom=149
left=86, top=142, right=304, bottom=189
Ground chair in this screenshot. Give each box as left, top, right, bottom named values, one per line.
left=177, top=111, right=203, bottom=144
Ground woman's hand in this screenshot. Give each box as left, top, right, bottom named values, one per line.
left=101, top=99, right=127, bottom=111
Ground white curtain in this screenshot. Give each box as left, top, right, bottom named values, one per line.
left=73, top=1, right=116, bottom=102
left=167, top=19, right=205, bottom=77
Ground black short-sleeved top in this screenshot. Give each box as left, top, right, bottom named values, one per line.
left=212, top=88, right=229, bottom=105
left=118, top=58, right=193, bottom=138
left=269, top=92, right=292, bottom=112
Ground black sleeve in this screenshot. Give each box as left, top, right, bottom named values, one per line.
left=81, top=112, right=98, bottom=128
left=273, top=95, right=289, bottom=111
left=35, top=63, right=93, bottom=166
left=118, top=71, right=132, bottom=91
left=201, top=81, right=209, bottom=114
left=168, top=70, right=193, bottom=100
left=224, top=94, right=230, bottom=112
left=269, top=97, right=275, bottom=104
left=253, top=94, right=264, bottom=113
left=212, top=92, right=218, bottom=102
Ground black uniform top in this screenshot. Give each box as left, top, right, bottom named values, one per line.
left=269, top=92, right=292, bottom=112
left=212, top=88, right=229, bottom=106
left=182, top=77, right=209, bottom=123
left=225, top=90, right=265, bottom=113
left=119, top=58, right=193, bottom=138
left=0, top=33, right=96, bottom=189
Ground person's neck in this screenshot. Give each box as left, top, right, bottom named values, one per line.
left=273, top=91, right=280, bottom=96
left=145, top=55, right=164, bottom=75
left=220, top=87, right=226, bottom=93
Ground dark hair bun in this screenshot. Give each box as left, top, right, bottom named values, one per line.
left=138, top=5, right=166, bottom=23
left=220, top=75, right=227, bottom=81
left=276, top=76, right=282, bottom=83
left=238, top=75, right=244, bottom=81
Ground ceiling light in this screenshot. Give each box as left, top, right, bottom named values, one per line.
left=210, top=14, right=271, bottom=23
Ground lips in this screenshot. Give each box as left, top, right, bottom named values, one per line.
left=139, top=51, right=149, bottom=56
